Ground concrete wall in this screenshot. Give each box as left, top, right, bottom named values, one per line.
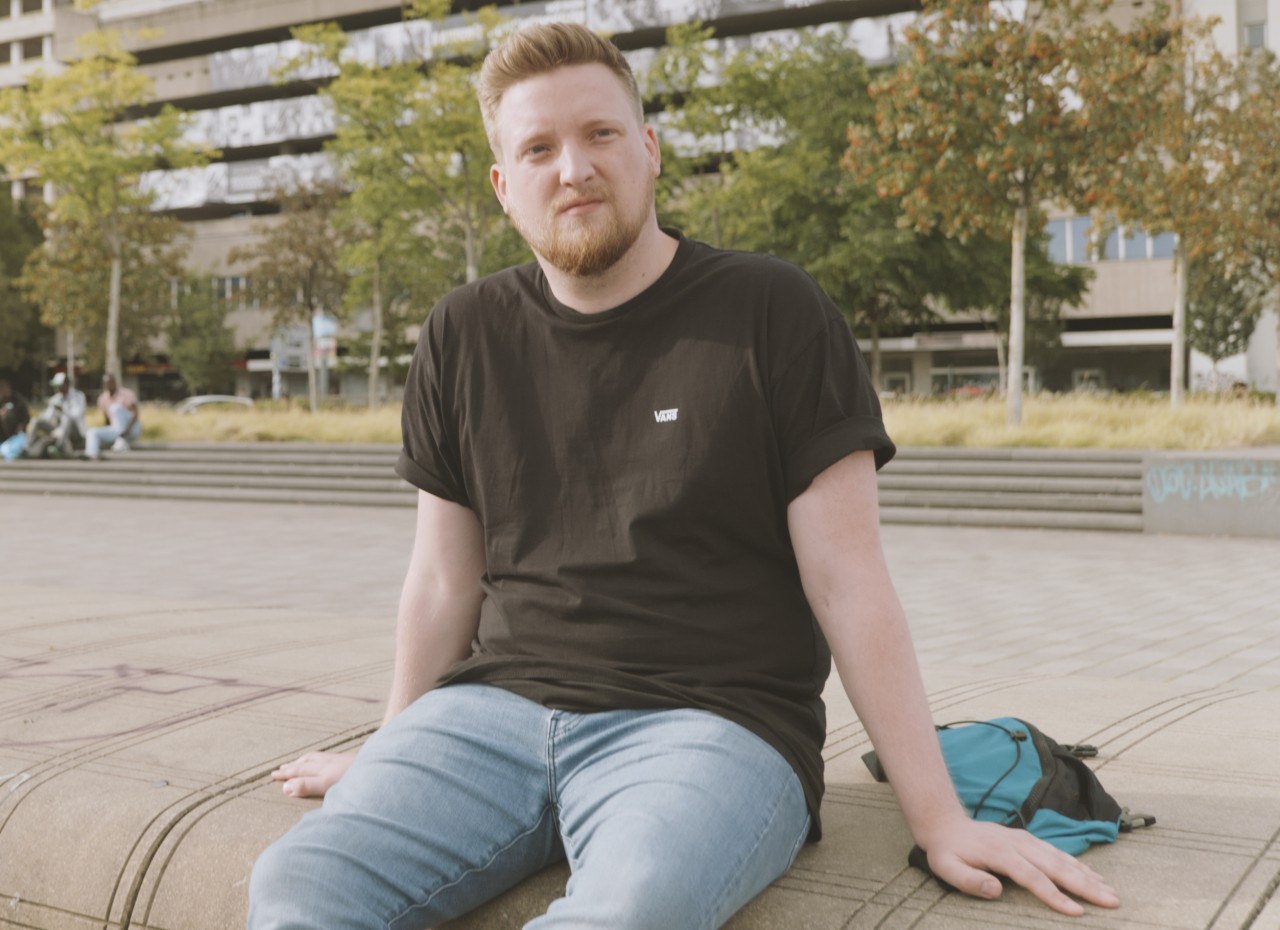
left=1144, top=449, right=1280, bottom=538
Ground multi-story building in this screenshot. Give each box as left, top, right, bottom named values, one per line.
left=7, top=0, right=1277, bottom=399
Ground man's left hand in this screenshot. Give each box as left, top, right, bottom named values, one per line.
left=922, top=817, right=1120, bottom=916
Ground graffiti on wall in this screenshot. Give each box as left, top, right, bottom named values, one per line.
left=1146, top=458, right=1280, bottom=505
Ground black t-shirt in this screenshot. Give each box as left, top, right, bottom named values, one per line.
left=397, top=231, right=895, bottom=835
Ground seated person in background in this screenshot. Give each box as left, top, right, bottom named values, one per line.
left=85, top=373, right=142, bottom=460
left=0, top=378, right=31, bottom=444
left=27, top=372, right=88, bottom=458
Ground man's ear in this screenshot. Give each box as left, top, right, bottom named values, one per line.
left=644, top=124, right=662, bottom=178
left=489, top=164, right=508, bottom=214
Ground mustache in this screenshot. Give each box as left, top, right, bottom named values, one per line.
left=552, top=188, right=612, bottom=213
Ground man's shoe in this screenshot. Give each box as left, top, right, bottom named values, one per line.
left=111, top=438, right=131, bottom=452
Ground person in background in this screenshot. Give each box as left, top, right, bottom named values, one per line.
left=84, top=373, right=142, bottom=460
left=0, top=378, right=31, bottom=444
left=27, top=372, right=89, bottom=458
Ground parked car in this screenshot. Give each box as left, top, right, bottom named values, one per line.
left=175, top=395, right=255, bottom=414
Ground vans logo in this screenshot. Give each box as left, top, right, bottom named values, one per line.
left=654, top=408, right=679, bottom=423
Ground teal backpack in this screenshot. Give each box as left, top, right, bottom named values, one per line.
left=863, top=717, right=1155, bottom=876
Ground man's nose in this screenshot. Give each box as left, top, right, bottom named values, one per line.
left=558, top=141, right=595, bottom=185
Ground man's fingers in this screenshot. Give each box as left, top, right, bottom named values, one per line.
left=993, top=849, right=1087, bottom=916
left=927, top=825, right=1119, bottom=917
left=929, top=854, right=1004, bottom=901
left=1020, top=841, right=1120, bottom=910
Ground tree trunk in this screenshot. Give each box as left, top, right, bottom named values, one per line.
left=993, top=324, right=1007, bottom=394
left=305, top=326, right=319, bottom=413
left=106, top=250, right=123, bottom=380
left=1007, top=199, right=1028, bottom=427
left=303, top=294, right=319, bottom=414
left=368, top=255, right=383, bottom=409
left=1170, top=240, right=1187, bottom=406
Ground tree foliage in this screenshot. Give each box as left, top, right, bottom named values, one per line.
left=19, top=211, right=187, bottom=372
left=1187, top=258, right=1266, bottom=366
left=0, top=29, right=213, bottom=379
left=229, top=178, right=348, bottom=413
left=850, top=0, right=1139, bottom=422
left=283, top=5, right=527, bottom=405
left=1210, top=50, right=1280, bottom=394
left=651, top=24, right=1091, bottom=391
left=168, top=275, right=239, bottom=395
left=0, top=195, right=47, bottom=380
left=1082, top=8, right=1237, bottom=405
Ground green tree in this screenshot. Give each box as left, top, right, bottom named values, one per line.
left=940, top=231, right=1093, bottom=390
left=850, top=0, right=1137, bottom=422
left=1083, top=9, right=1237, bottom=406
left=230, top=178, right=348, bottom=413
left=0, top=30, right=213, bottom=379
left=19, top=211, right=188, bottom=377
left=286, top=6, right=526, bottom=406
left=650, top=27, right=957, bottom=386
left=1187, top=259, right=1265, bottom=376
left=650, top=26, right=1090, bottom=391
left=1213, top=50, right=1280, bottom=396
left=168, top=275, right=239, bottom=395
left=0, top=195, right=47, bottom=381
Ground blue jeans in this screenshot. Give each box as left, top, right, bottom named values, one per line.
left=249, top=684, right=810, bottom=930
left=85, top=403, right=141, bottom=457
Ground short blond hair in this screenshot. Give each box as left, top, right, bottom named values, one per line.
left=478, top=22, right=643, bottom=157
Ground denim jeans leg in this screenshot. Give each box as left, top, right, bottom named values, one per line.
left=247, top=684, right=564, bottom=930
left=85, top=425, right=118, bottom=457
left=531, top=708, right=811, bottom=930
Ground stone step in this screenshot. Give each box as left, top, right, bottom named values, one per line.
left=883, top=458, right=1144, bottom=479
left=0, top=444, right=1150, bottom=531
left=877, top=488, right=1142, bottom=513
left=0, top=458, right=396, bottom=481
left=879, top=505, right=1145, bottom=532
left=878, top=474, right=1142, bottom=495
left=1, top=479, right=412, bottom=507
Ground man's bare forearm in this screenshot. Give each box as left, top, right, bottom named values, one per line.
left=383, top=574, right=482, bottom=725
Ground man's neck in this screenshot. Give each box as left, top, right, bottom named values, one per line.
left=539, top=223, right=678, bottom=315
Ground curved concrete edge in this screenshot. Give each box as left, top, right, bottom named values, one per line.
left=5, top=584, right=1279, bottom=930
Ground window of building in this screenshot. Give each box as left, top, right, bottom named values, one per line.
left=1103, top=227, right=1121, bottom=261
left=21, top=0, right=42, bottom=14
left=1151, top=231, right=1177, bottom=259
left=0, top=44, right=10, bottom=65
left=1069, top=217, right=1091, bottom=263
left=1046, top=219, right=1068, bottom=263
left=1243, top=22, right=1266, bottom=49
left=20, top=36, right=42, bottom=61
left=1123, top=228, right=1148, bottom=260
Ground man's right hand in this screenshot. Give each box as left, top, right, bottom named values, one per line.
left=270, top=750, right=356, bottom=798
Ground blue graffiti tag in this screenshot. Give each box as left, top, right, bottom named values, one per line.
left=1146, top=459, right=1280, bottom=505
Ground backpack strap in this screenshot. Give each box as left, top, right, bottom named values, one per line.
left=1120, top=808, right=1157, bottom=831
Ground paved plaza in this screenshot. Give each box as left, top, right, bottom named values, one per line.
left=3, top=492, right=1279, bottom=929
left=12, top=494, right=1278, bottom=692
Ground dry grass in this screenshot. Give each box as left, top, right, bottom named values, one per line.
left=141, top=401, right=402, bottom=444
left=139, top=393, right=1280, bottom=450
left=882, top=393, right=1280, bottom=450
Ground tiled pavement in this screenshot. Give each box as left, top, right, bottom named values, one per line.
left=3, top=493, right=1279, bottom=929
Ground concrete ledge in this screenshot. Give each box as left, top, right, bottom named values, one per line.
left=5, top=584, right=1280, bottom=929
left=1144, top=448, right=1280, bottom=538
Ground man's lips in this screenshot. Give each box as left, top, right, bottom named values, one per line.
left=557, top=196, right=606, bottom=215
